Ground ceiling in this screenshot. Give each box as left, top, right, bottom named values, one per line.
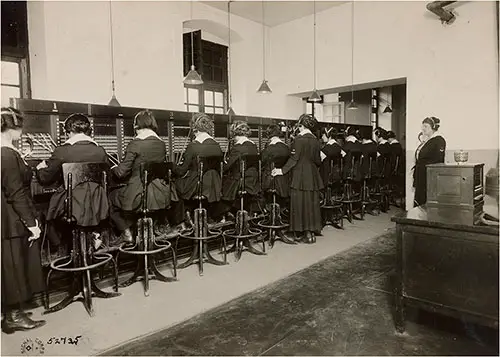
left=201, top=1, right=349, bottom=27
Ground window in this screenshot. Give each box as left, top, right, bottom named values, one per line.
left=183, top=31, right=228, bottom=114
left=323, top=102, right=345, bottom=123
left=1, top=59, right=23, bottom=107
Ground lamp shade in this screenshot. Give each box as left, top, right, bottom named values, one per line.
left=108, top=94, right=121, bottom=107
left=183, top=65, right=204, bottom=85
left=383, top=105, right=393, bottom=113
left=308, top=89, right=322, bottom=102
left=347, top=99, right=358, bottom=110
left=226, top=107, right=235, bottom=116
left=257, top=80, right=272, bottom=94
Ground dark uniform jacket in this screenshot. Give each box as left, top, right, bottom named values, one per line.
left=376, top=140, right=392, bottom=178
left=343, top=136, right=363, bottom=181
left=111, top=134, right=176, bottom=212
left=174, top=135, right=223, bottom=203
left=389, top=140, right=404, bottom=175
left=222, top=139, right=260, bottom=201
left=1, top=147, right=37, bottom=239
left=261, top=139, right=290, bottom=198
left=413, top=135, right=446, bottom=205
left=282, top=132, right=323, bottom=191
left=37, top=136, right=110, bottom=226
left=320, top=140, right=344, bottom=185
left=360, top=140, right=378, bottom=179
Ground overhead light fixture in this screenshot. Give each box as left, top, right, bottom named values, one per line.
left=347, top=99, right=358, bottom=110
left=226, top=107, right=235, bottom=116
left=183, top=0, right=203, bottom=86
left=108, top=0, right=120, bottom=107
left=257, top=80, right=272, bottom=94
left=257, top=0, right=272, bottom=93
left=383, top=105, right=393, bottom=113
left=308, top=0, right=321, bottom=102
left=308, top=89, right=322, bottom=103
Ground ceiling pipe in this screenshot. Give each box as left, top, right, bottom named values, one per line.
left=426, top=1, right=457, bottom=24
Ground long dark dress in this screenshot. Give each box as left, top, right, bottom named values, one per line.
left=360, top=140, right=378, bottom=180
left=222, top=141, right=260, bottom=201
left=174, top=138, right=223, bottom=203
left=413, top=135, right=446, bottom=206
left=377, top=141, right=392, bottom=180
left=261, top=141, right=290, bottom=198
left=281, top=133, right=323, bottom=233
left=1, top=147, right=44, bottom=306
left=38, top=140, right=110, bottom=227
left=343, top=139, right=363, bottom=182
left=320, top=141, right=343, bottom=186
left=110, top=136, right=178, bottom=231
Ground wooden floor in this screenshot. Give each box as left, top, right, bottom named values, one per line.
left=2, top=211, right=397, bottom=356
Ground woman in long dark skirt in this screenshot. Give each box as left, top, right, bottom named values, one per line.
left=272, top=114, right=323, bottom=243
left=1, top=107, right=46, bottom=333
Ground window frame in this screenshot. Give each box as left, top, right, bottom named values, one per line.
left=1, top=56, right=31, bottom=104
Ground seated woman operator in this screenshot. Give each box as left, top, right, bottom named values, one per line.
left=109, top=110, right=181, bottom=243
left=174, top=113, right=223, bottom=223
left=261, top=123, right=290, bottom=211
left=219, top=120, right=260, bottom=219
left=36, top=113, right=110, bottom=247
left=319, top=126, right=345, bottom=195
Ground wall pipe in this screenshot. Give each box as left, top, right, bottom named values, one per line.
left=426, top=1, right=457, bottom=24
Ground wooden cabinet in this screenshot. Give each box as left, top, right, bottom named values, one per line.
left=426, top=163, right=484, bottom=225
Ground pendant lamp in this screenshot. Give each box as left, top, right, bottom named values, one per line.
left=257, top=0, right=271, bottom=93
left=226, top=1, right=235, bottom=115
left=108, top=0, right=120, bottom=107
left=184, top=0, right=203, bottom=85
left=308, top=0, right=321, bottom=102
left=347, top=1, right=357, bottom=110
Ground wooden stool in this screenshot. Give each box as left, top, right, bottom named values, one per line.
left=117, top=162, right=178, bottom=297
left=44, top=162, right=120, bottom=317
left=177, top=155, right=228, bottom=276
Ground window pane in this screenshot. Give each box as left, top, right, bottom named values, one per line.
left=214, top=92, right=223, bottom=106
left=323, top=105, right=333, bottom=117
left=204, top=90, right=214, bottom=106
left=184, top=87, right=188, bottom=103
left=188, top=88, right=199, bottom=105
left=1, top=61, right=20, bottom=85
left=188, top=105, right=200, bottom=113
left=214, top=107, right=224, bottom=114
left=205, top=106, right=215, bottom=114
left=1, top=85, right=20, bottom=107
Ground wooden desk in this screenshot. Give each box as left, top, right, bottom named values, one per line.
left=391, top=206, right=499, bottom=332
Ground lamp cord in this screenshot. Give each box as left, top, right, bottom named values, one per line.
left=262, top=0, right=266, bottom=80
left=190, top=0, right=195, bottom=68
left=109, top=0, right=116, bottom=94
left=228, top=1, right=233, bottom=107
left=351, top=0, right=354, bottom=101
left=313, top=0, right=316, bottom=90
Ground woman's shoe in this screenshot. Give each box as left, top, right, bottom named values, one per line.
left=1, top=310, right=46, bottom=334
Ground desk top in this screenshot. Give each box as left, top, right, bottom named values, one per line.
left=391, top=206, right=499, bottom=236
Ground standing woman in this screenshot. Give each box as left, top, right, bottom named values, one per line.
left=272, top=114, right=323, bottom=243
left=261, top=124, right=290, bottom=210
left=413, top=116, right=446, bottom=207
left=1, top=108, right=46, bottom=333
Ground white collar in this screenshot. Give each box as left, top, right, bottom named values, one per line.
left=326, top=138, right=339, bottom=145
left=362, top=139, right=374, bottom=144
left=389, top=139, right=399, bottom=144
left=269, top=136, right=284, bottom=145
left=135, top=129, right=161, bottom=141
left=378, top=139, right=388, bottom=145
left=0, top=140, right=21, bottom=154
left=64, top=133, right=98, bottom=146
left=298, top=128, right=313, bottom=137
left=194, top=132, right=212, bottom=143
left=234, top=136, right=251, bottom=145
left=346, top=135, right=357, bottom=143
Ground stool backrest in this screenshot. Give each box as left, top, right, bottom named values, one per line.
left=196, top=154, right=223, bottom=202
left=238, top=154, right=260, bottom=195
left=139, top=161, right=173, bottom=214
left=62, top=162, right=109, bottom=224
